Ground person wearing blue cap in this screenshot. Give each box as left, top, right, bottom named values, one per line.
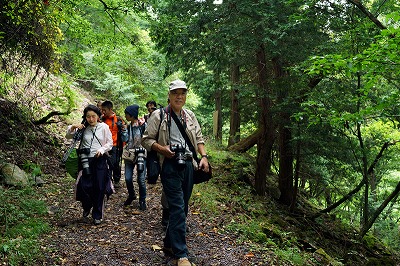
left=121, top=104, right=147, bottom=210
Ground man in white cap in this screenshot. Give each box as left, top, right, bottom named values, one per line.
left=142, top=79, right=209, bottom=266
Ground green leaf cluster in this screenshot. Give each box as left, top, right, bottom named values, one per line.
left=0, top=1, right=62, bottom=71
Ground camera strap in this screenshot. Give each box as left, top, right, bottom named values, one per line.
left=156, top=107, right=164, bottom=142
left=79, top=125, right=99, bottom=152
left=170, top=110, right=199, bottom=163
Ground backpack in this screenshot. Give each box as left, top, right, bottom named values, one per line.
left=146, top=108, right=164, bottom=184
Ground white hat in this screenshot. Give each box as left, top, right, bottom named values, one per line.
left=169, top=80, right=187, bottom=91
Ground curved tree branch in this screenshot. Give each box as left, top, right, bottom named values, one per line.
left=33, top=111, right=70, bottom=125
left=347, top=0, right=386, bottom=30
left=312, top=140, right=398, bottom=219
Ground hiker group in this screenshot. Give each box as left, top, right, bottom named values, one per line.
left=64, top=80, right=210, bottom=266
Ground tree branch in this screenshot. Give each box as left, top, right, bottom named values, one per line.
left=361, top=181, right=400, bottom=236
left=347, top=0, right=386, bottom=30
left=32, top=111, right=70, bottom=125
left=312, top=140, right=398, bottom=218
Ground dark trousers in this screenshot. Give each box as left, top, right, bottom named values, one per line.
left=109, top=146, right=122, bottom=183
left=161, top=158, right=194, bottom=259
left=76, top=156, right=108, bottom=220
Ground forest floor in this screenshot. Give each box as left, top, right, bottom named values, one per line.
left=0, top=99, right=271, bottom=265
left=39, top=171, right=270, bottom=266
left=2, top=97, right=399, bottom=266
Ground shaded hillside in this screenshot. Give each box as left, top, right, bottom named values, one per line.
left=0, top=98, right=64, bottom=175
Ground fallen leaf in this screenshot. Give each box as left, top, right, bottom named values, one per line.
left=152, top=244, right=162, bottom=251
left=244, top=252, right=254, bottom=258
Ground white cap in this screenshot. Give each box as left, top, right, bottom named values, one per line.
left=169, top=80, right=187, bottom=91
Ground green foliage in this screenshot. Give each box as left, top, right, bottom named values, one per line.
left=294, top=1, right=400, bottom=244
left=275, top=247, right=307, bottom=265
left=0, top=65, right=79, bottom=123
left=0, top=1, right=62, bottom=70
left=23, top=160, right=42, bottom=178
left=59, top=0, right=167, bottom=112
left=226, top=215, right=269, bottom=244
left=1, top=237, right=46, bottom=266
left=191, top=144, right=338, bottom=265
left=362, top=232, right=377, bottom=249
left=0, top=187, right=50, bottom=265
left=95, top=72, right=137, bottom=105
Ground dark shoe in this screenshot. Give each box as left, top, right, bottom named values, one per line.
left=162, top=246, right=173, bottom=256
left=123, top=196, right=136, bottom=206
left=93, top=219, right=102, bottom=225
left=139, top=201, right=147, bottom=211
left=83, top=209, right=90, bottom=218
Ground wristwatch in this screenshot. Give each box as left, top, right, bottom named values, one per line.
left=201, top=154, right=208, bottom=158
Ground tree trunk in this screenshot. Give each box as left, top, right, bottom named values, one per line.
left=273, top=57, right=293, bottom=206
left=228, top=129, right=261, bottom=153
left=214, top=70, right=223, bottom=143
left=254, top=44, right=275, bottom=196
left=361, top=181, right=400, bottom=236
left=278, top=121, right=294, bottom=205
left=291, top=123, right=301, bottom=212
left=228, top=64, right=240, bottom=147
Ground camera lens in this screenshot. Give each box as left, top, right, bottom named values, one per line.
left=137, top=156, right=145, bottom=172
left=135, top=147, right=146, bottom=172
left=80, top=155, right=92, bottom=177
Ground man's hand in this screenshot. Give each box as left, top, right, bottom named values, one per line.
left=199, top=157, right=209, bottom=172
left=160, top=145, right=175, bottom=159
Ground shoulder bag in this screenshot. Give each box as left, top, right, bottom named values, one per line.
left=147, top=108, right=164, bottom=184
left=122, top=125, right=136, bottom=162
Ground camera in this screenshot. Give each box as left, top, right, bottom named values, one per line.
left=135, top=147, right=146, bottom=172
left=170, top=144, right=186, bottom=166
left=116, top=120, right=123, bottom=129
left=77, top=147, right=91, bottom=177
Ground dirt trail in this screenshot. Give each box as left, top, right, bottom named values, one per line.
left=40, top=173, right=264, bottom=266
left=0, top=98, right=266, bottom=265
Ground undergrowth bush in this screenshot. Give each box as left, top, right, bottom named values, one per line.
left=191, top=142, right=324, bottom=265
left=0, top=187, right=50, bottom=266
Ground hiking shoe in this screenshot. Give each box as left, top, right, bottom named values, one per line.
left=178, top=257, right=191, bottom=266
left=162, top=246, right=173, bottom=256
left=123, top=195, right=136, bottom=206
left=93, top=219, right=102, bottom=225
left=139, top=201, right=147, bottom=211
left=83, top=209, right=90, bottom=218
